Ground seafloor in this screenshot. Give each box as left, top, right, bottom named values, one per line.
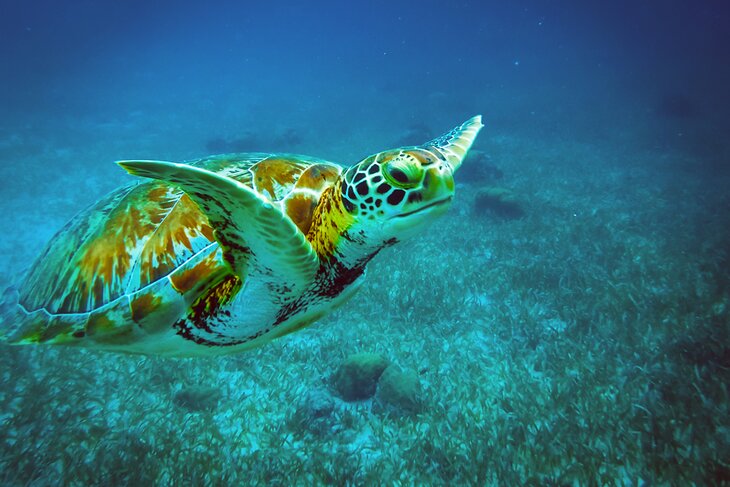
left=0, top=91, right=728, bottom=485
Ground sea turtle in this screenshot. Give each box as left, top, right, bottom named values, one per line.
left=0, top=116, right=483, bottom=356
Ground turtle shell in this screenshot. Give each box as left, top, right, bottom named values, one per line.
left=15, top=153, right=341, bottom=344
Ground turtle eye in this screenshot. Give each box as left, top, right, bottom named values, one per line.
left=383, top=157, right=422, bottom=189
left=389, top=168, right=409, bottom=184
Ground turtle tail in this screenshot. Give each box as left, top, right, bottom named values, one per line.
left=0, top=286, right=23, bottom=343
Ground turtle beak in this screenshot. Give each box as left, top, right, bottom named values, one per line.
left=422, top=115, right=484, bottom=172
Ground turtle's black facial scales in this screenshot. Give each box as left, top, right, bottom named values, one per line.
left=340, top=148, right=454, bottom=224
left=341, top=159, right=397, bottom=219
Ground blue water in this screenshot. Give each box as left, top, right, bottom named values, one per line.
left=1, top=1, right=729, bottom=484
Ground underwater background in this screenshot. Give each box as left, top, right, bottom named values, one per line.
left=1, top=0, right=729, bottom=484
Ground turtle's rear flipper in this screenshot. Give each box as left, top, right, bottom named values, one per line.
left=0, top=286, right=23, bottom=343
left=117, top=160, right=319, bottom=299
left=1, top=285, right=16, bottom=317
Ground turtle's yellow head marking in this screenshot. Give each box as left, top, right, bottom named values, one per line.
left=340, top=115, right=484, bottom=241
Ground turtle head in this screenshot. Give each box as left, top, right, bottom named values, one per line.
left=340, top=115, right=483, bottom=242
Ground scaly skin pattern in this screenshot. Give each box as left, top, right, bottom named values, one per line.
left=1, top=116, right=482, bottom=356
left=307, top=181, right=357, bottom=262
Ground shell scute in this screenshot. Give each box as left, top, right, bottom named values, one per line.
left=136, top=191, right=216, bottom=288
left=285, top=194, right=318, bottom=234
left=43, top=314, right=87, bottom=344
left=251, top=157, right=309, bottom=200
left=296, top=164, right=341, bottom=191
left=169, top=246, right=228, bottom=297
left=128, top=277, right=186, bottom=335
left=85, top=298, right=135, bottom=345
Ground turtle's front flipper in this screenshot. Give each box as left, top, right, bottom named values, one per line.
left=117, top=160, right=319, bottom=296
